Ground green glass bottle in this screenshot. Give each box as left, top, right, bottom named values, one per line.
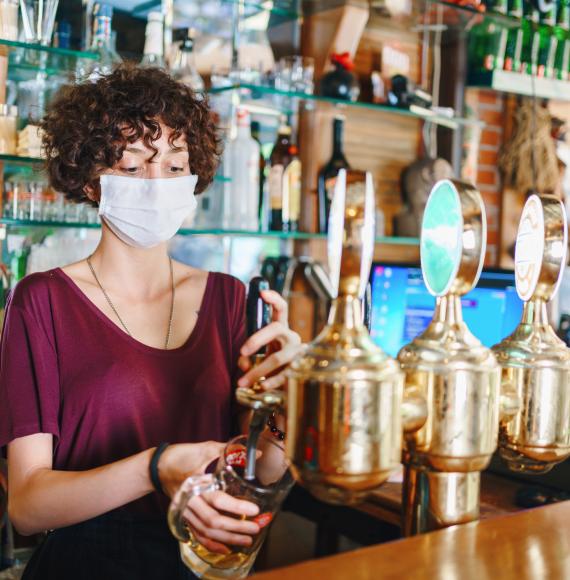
left=553, top=0, right=570, bottom=80
left=488, top=0, right=508, bottom=14
left=469, top=0, right=509, bottom=73
left=504, top=0, right=524, bottom=71
left=507, top=0, right=522, bottom=17
left=537, top=1, right=556, bottom=77
left=521, top=4, right=541, bottom=75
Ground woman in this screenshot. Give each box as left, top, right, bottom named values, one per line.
left=0, top=64, right=301, bottom=579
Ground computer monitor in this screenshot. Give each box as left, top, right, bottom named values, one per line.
left=369, top=263, right=523, bottom=357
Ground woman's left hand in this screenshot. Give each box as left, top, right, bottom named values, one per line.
left=237, top=289, right=303, bottom=392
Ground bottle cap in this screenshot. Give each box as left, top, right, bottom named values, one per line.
left=98, top=4, right=113, bottom=18
left=237, top=108, right=250, bottom=127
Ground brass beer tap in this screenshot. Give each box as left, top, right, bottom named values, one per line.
left=285, top=170, right=414, bottom=504
left=398, top=180, right=502, bottom=535
left=493, top=194, right=570, bottom=473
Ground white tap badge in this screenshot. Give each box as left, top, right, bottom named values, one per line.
left=327, top=169, right=346, bottom=300
left=515, top=195, right=545, bottom=302
left=359, top=172, right=376, bottom=299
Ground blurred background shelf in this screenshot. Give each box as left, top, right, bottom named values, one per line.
left=0, top=218, right=420, bottom=245
left=209, top=83, right=484, bottom=129
left=468, top=70, right=570, bottom=102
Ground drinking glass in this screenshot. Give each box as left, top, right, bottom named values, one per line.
left=168, top=433, right=294, bottom=579
left=20, top=0, right=59, bottom=45
left=275, top=56, right=314, bottom=94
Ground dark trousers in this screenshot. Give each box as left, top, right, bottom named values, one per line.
left=22, top=511, right=197, bottom=580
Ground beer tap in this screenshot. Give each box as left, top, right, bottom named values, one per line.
left=398, top=180, right=502, bottom=535
left=285, top=170, right=420, bottom=504
left=237, top=276, right=275, bottom=480
left=493, top=194, right=570, bottom=474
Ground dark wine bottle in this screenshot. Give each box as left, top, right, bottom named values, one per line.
left=317, top=116, right=351, bottom=233
left=268, top=120, right=301, bottom=232
left=250, top=121, right=267, bottom=228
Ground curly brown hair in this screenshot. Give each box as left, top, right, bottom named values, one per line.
left=41, top=63, right=221, bottom=205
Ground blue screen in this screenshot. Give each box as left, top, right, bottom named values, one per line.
left=369, top=264, right=523, bottom=357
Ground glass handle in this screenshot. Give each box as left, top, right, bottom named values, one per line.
left=167, top=473, right=221, bottom=542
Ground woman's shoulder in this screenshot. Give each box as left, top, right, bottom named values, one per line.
left=8, top=269, right=65, bottom=312
left=210, top=271, right=246, bottom=300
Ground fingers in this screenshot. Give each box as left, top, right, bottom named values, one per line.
left=238, top=343, right=304, bottom=389
left=205, top=490, right=259, bottom=518
left=189, top=529, right=231, bottom=555
left=260, top=289, right=288, bottom=324
left=185, top=509, right=254, bottom=548
left=185, top=493, right=260, bottom=548
left=238, top=355, right=252, bottom=373
left=240, top=322, right=301, bottom=358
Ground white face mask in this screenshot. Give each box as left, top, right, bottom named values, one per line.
left=98, top=174, right=198, bottom=248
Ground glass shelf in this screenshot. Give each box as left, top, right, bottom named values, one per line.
left=420, top=1, right=521, bottom=31
left=0, top=218, right=420, bottom=245
left=468, top=70, right=570, bottom=102
left=209, top=83, right=483, bottom=129
left=0, top=154, right=43, bottom=165
left=0, top=39, right=98, bottom=80
left=0, top=39, right=98, bottom=60
left=0, top=156, right=230, bottom=181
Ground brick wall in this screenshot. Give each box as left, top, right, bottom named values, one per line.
left=464, top=88, right=506, bottom=266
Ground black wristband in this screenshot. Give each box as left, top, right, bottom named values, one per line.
left=149, top=442, right=170, bottom=495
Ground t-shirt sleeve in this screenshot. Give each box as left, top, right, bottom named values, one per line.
left=0, top=298, right=61, bottom=451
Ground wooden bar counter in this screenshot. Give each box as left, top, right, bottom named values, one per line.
left=253, top=502, right=570, bottom=580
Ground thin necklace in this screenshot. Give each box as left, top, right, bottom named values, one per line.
left=86, top=256, right=175, bottom=350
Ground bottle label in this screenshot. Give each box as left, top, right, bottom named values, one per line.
left=268, top=164, right=284, bottom=210
left=283, top=159, right=301, bottom=222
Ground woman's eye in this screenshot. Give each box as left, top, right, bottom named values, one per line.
left=119, top=167, right=142, bottom=175
left=169, top=166, right=184, bottom=173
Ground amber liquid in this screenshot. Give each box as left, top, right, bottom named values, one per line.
left=188, top=539, right=254, bottom=571
left=184, top=498, right=265, bottom=574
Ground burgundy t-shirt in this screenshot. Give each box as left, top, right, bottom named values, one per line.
left=0, top=268, right=246, bottom=516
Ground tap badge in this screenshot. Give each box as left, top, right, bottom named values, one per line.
left=514, top=195, right=545, bottom=302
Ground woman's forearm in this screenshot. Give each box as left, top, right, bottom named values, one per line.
left=9, top=447, right=155, bottom=535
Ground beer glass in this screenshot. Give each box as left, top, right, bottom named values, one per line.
left=168, top=433, right=293, bottom=579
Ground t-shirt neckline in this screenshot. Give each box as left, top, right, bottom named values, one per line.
left=54, top=267, right=213, bottom=356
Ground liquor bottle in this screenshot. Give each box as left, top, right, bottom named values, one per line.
left=520, top=4, right=541, bottom=75
left=80, top=4, right=122, bottom=79
left=54, top=21, right=71, bottom=49
left=250, top=121, right=267, bottom=230
left=268, top=119, right=302, bottom=232
left=504, top=0, right=524, bottom=71
left=553, top=0, right=570, bottom=80
left=171, top=29, right=204, bottom=93
left=223, top=109, right=260, bottom=231
left=140, top=12, right=165, bottom=68
left=317, top=115, right=351, bottom=233
left=537, top=1, right=557, bottom=77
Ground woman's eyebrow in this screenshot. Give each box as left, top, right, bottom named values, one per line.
left=125, top=146, right=147, bottom=155
left=167, top=145, right=189, bottom=153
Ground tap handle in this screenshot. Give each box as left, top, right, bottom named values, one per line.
left=362, top=281, right=372, bottom=331
left=246, top=276, right=272, bottom=354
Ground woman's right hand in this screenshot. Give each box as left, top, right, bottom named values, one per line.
left=159, top=442, right=261, bottom=554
